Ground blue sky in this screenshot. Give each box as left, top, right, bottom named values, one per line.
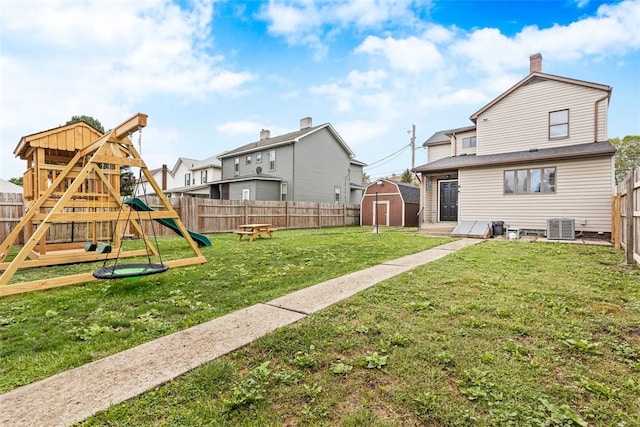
left=1, top=0, right=639, bottom=181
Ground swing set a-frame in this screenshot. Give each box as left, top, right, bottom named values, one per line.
left=0, top=113, right=207, bottom=296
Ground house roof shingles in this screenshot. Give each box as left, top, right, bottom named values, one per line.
left=218, top=123, right=359, bottom=161
left=422, top=125, right=476, bottom=147
left=413, top=141, right=615, bottom=173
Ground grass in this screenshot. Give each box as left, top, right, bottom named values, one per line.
left=79, top=237, right=640, bottom=426
left=2, top=229, right=639, bottom=426
left=0, top=226, right=451, bottom=393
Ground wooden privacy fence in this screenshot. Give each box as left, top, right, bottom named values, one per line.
left=612, top=167, right=640, bottom=267
left=132, top=197, right=361, bottom=237
left=0, top=193, right=24, bottom=245
left=0, top=195, right=361, bottom=244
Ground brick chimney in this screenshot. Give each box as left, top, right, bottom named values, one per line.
left=300, top=117, right=312, bottom=129
left=260, top=129, right=270, bottom=140
left=529, top=53, right=542, bottom=73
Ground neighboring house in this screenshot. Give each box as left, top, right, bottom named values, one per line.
left=133, top=165, right=174, bottom=196
left=361, top=179, right=420, bottom=227
left=413, top=53, right=616, bottom=238
left=214, top=117, right=366, bottom=203
left=0, top=179, right=24, bottom=194
left=138, top=156, right=222, bottom=198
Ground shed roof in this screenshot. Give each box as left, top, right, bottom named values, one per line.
left=413, top=141, right=615, bottom=173
left=395, top=181, right=420, bottom=204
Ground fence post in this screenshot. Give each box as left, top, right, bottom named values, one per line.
left=626, top=173, right=635, bottom=265
left=612, top=193, right=621, bottom=249
left=342, top=203, right=346, bottom=226
left=285, top=201, right=289, bottom=229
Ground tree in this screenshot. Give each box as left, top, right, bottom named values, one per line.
left=401, top=168, right=413, bottom=184
left=65, top=115, right=138, bottom=195
left=66, top=115, right=105, bottom=133
left=120, top=166, right=136, bottom=197
left=9, top=177, right=23, bottom=186
left=610, top=135, right=640, bottom=184
left=362, top=172, right=371, bottom=184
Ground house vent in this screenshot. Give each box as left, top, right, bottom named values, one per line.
left=547, top=218, right=575, bottom=240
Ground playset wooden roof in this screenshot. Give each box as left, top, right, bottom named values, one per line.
left=13, top=121, right=104, bottom=159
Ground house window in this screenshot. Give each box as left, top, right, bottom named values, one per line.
left=334, top=186, right=341, bottom=203
left=246, top=155, right=252, bottom=165
left=281, top=182, right=287, bottom=201
left=256, top=153, right=262, bottom=163
left=462, top=136, right=477, bottom=148
left=504, top=167, right=556, bottom=194
left=549, top=109, right=569, bottom=139
left=269, top=150, right=276, bottom=171
left=201, top=170, right=208, bottom=184
left=184, top=173, right=191, bottom=186
left=234, top=158, right=239, bottom=176
left=504, top=171, right=515, bottom=194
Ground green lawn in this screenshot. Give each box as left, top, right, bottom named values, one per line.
left=2, top=229, right=639, bottom=426
left=0, top=227, right=451, bottom=393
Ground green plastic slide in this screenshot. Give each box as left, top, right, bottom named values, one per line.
left=124, top=198, right=212, bottom=247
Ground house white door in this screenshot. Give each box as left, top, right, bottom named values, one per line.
left=242, top=189, right=250, bottom=200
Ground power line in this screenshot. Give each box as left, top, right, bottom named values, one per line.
left=364, top=143, right=411, bottom=169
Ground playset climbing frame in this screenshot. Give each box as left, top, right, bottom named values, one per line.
left=0, top=113, right=207, bottom=296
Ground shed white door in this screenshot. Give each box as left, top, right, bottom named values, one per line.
left=373, top=201, right=390, bottom=226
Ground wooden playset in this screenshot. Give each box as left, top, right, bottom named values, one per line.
left=0, top=113, right=207, bottom=296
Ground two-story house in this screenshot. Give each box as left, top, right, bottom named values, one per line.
left=214, top=117, right=366, bottom=203
left=137, top=156, right=222, bottom=198
left=134, top=164, right=174, bottom=196
left=413, top=54, right=616, bottom=238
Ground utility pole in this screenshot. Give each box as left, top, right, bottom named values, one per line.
left=410, top=123, right=416, bottom=178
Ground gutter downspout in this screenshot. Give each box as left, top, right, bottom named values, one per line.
left=594, top=93, right=610, bottom=142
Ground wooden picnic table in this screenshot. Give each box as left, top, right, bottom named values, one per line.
left=235, top=223, right=274, bottom=242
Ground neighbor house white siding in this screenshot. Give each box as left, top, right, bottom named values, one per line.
left=476, top=79, right=610, bottom=156
left=458, top=156, right=613, bottom=233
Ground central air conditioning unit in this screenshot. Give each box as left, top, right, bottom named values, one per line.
left=547, top=218, right=575, bottom=240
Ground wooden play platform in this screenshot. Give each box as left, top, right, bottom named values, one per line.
left=0, top=114, right=207, bottom=296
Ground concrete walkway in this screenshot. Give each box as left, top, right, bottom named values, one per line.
left=0, top=239, right=482, bottom=427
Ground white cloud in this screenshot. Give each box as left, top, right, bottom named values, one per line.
left=346, top=69, right=388, bottom=89
left=215, top=120, right=290, bottom=139
left=260, top=0, right=432, bottom=58
left=336, top=119, right=390, bottom=147
left=216, top=120, right=266, bottom=134
left=0, top=0, right=255, bottom=133
left=451, top=0, right=640, bottom=73
left=355, top=35, right=443, bottom=73
left=309, top=83, right=355, bottom=112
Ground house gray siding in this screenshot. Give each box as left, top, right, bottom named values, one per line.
left=218, top=122, right=364, bottom=202
left=293, top=128, right=352, bottom=203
